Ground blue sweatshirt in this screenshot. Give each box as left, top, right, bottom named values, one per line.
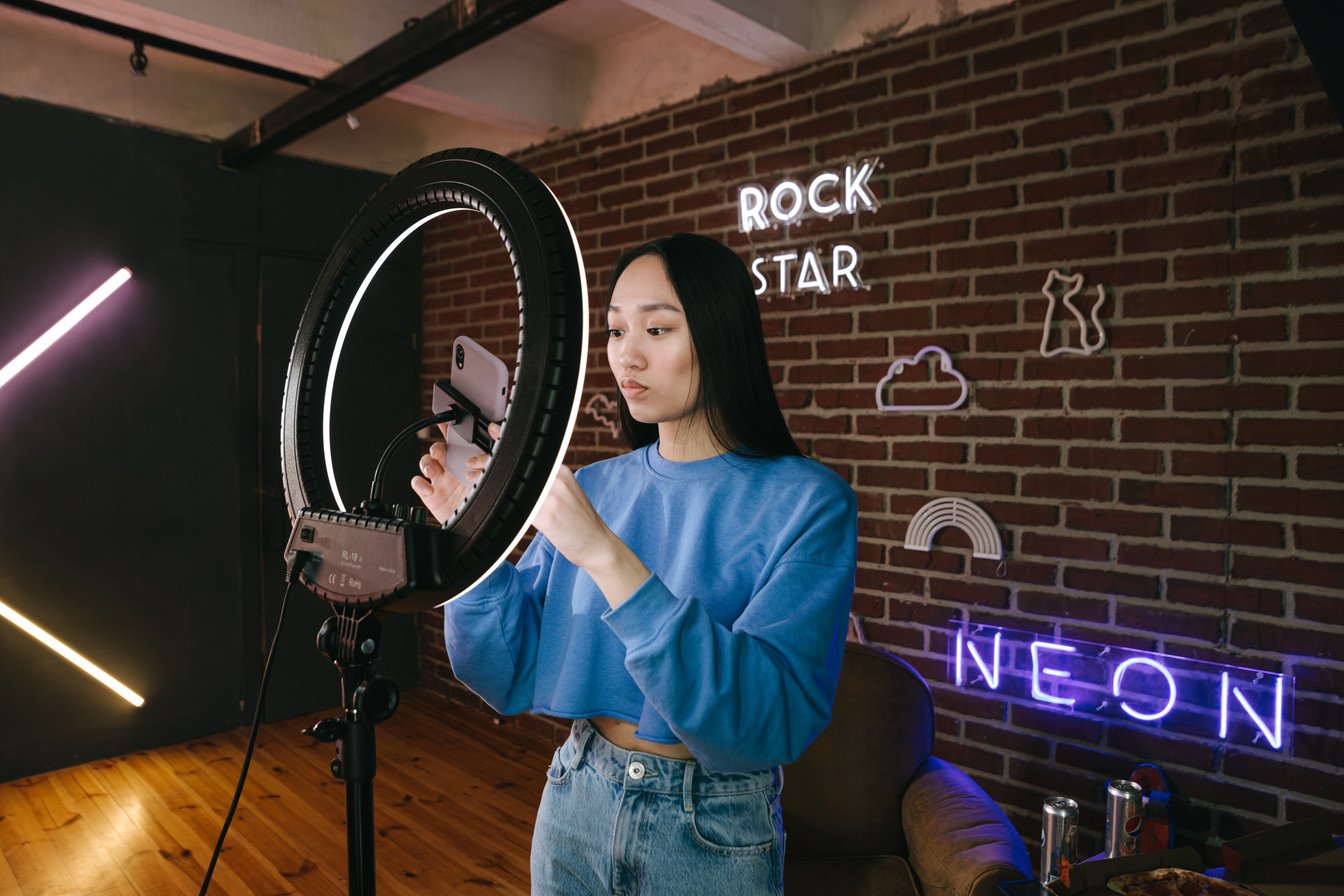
left=442, top=442, right=858, bottom=772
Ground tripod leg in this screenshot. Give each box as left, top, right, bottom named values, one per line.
left=339, top=716, right=378, bottom=895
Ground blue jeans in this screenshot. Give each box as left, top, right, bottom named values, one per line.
left=530, top=719, right=785, bottom=896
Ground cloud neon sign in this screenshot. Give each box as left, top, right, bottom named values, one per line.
left=950, top=624, right=1292, bottom=752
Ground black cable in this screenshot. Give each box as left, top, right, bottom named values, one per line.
left=366, top=409, right=459, bottom=507
left=197, top=559, right=305, bottom=895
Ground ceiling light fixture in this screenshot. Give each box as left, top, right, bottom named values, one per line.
left=0, top=597, right=145, bottom=706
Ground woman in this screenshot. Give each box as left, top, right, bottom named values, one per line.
left=411, top=233, right=857, bottom=895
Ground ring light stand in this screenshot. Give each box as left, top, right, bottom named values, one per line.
left=277, top=148, right=588, bottom=894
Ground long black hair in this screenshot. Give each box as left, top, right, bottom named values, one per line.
left=608, top=233, right=800, bottom=458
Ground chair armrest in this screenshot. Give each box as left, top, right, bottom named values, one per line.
left=901, top=757, right=1032, bottom=896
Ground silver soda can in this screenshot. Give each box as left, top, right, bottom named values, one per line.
left=1104, top=779, right=1144, bottom=857
left=1040, top=796, right=1079, bottom=885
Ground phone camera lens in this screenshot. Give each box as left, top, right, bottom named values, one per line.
left=455, top=345, right=465, bottom=368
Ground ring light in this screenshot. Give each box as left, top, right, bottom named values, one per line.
left=280, top=148, right=588, bottom=613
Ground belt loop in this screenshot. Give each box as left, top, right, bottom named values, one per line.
left=572, top=719, right=596, bottom=768
left=682, top=761, right=695, bottom=813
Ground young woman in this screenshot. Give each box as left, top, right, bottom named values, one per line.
left=411, top=233, right=858, bottom=896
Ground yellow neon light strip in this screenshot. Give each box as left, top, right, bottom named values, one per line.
left=0, top=598, right=145, bottom=707
left=0, top=267, right=132, bottom=392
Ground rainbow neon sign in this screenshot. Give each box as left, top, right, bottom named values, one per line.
left=949, top=624, right=1292, bottom=752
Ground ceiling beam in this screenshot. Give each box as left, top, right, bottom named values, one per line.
left=217, top=0, right=565, bottom=169
left=621, top=0, right=814, bottom=67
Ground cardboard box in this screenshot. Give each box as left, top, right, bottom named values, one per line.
left=1219, top=817, right=1343, bottom=896
left=1046, top=847, right=1205, bottom=896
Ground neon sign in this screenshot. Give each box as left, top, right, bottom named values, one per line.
left=949, top=624, right=1292, bottom=752
left=737, top=158, right=878, bottom=297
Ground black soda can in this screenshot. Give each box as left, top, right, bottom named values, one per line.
left=1104, top=779, right=1144, bottom=858
left=1040, top=796, right=1079, bottom=885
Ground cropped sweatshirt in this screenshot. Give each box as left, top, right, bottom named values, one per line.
left=442, top=442, right=858, bottom=772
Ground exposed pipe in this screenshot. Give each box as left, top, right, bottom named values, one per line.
left=217, top=0, right=567, bottom=169
left=0, top=0, right=316, bottom=87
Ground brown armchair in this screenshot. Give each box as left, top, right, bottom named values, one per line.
left=782, top=642, right=1032, bottom=896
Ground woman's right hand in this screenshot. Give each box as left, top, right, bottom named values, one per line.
left=410, top=422, right=502, bottom=524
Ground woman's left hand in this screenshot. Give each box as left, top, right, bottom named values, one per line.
left=533, top=466, right=650, bottom=608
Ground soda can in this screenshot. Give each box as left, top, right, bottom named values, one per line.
left=1104, top=779, right=1145, bottom=858
left=1040, top=796, right=1079, bottom=885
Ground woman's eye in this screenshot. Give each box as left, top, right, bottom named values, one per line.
left=647, top=327, right=668, bottom=336
left=606, top=328, right=624, bottom=338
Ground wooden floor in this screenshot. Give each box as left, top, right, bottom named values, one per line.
left=0, top=691, right=555, bottom=896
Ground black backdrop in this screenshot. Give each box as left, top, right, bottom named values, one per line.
left=0, top=95, right=420, bottom=780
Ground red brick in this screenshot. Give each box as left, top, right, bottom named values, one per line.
left=1243, top=347, right=1344, bottom=378
left=935, top=73, right=1020, bottom=110
left=1064, top=566, right=1160, bottom=599
left=976, top=90, right=1063, bottom=127
left=1238, top=484, right=1343, bottom=519
left=938, top=241, right=1016, bottom=271
left=937, top=16, right=1017, bottom=55
left=894, top=165, right=972, bottom=197
left=928, top=577, right=1011, bottom=609
left=1120, top=478, right=1228, bottom=510
left=1302, top=167, right=1344, bottom=197
left=1176, top=37, right=1294, bottom=87
left=1024, top=416, right=1113, bottom=441
left=1173, top=383, right=1288, bottom=413
left=1174, top=248, right=1290, bottom=280
left=1295, top=588, right=1344, bottom=623
left=1020, top=532, right=1111, bottom=562
left=1022, top=472, right=1114, bottom=502
left=1024, top=170, right=1114, bottom=204
left=1116, top=599, right=1224, bottom=638
left=976, top=443, right=1060, bottom=468
left=1167, top=579, right=1282, bottom=615
left=935, top=468, right=1016, bottom=495
left=980, top=30, right=1068, bottom=74
left=855, top=465, right=928, bottom=490
left=935, top=416, right=1017, bottom=438
left=1123, top=217, right=1233, bottom=253
left=1122, top=151, right=1231, bottom=191
left=1124, top=88, right=1232, bottom=130
left=936, top=185, right=1017, bottom=215
left=1070, top=194, right=1165, bottom=228
left=1072, top=132, right=1168, bottom=168
left=1240, top=64, right=1325, bottom=106
left=1230, top=617, right=1344, bottom=657
left=1242, top=277, right=1344, bottom=309
left=1236, top=418, right=1343, bottom=448
left=976, top=386, right=1065, bottom=410
left=1295, top=524, right=1344, bottom=557
left=1069, top=67, right=1168, bottom=106
left=937, top=129, right=1018, bottom=163
left=1123, top=284, right=1230, bottom=317
left=1299, top=454, right=1344, bottom=482
left=892, top=59, right=972, bottom=97
left=1024, top=231, right=1115, bottom=263
left=978, top=149, right=1066, bottom=183
left=1070, top=446, right=1162, bottom=474
left=856, top=40, right=931, bottom=78
left=1171, top=514, right=1284, bottom=548
left=1024, top=48, right=1117, bottom=91
left=1070, top=385, right=1166, bottom=411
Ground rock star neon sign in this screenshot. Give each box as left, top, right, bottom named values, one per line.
left=737, top=158, right=878, bottom=297
left=949, top=625, right=1292, bottom=752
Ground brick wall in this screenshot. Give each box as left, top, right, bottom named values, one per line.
left=416, top=0, right=1343, bottom=861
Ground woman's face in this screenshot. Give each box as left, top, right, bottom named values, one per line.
left=607, top=254, right=702, bottom=430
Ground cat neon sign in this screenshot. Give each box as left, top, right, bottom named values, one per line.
left=949, top=624, right=1292, bottom=752
left=737, top=158, right=878, bottom=297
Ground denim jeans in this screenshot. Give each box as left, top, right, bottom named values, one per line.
left=530, top=719, right=785, bottom=896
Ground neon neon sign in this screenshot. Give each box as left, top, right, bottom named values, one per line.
left=950, top=624, right=1292, bottom=752
left=737, top=158, right=878, bottom=297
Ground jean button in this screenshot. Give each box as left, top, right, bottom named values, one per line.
left=628, top=761, right=646, bottom=780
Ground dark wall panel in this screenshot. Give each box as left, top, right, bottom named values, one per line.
left=0, top=95, right=418, bottom=780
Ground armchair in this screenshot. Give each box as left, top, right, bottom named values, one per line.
left=782, top=642, right=1032, bottom=896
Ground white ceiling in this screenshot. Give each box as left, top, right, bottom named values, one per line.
left=0, top=0, right=1010, bottom=172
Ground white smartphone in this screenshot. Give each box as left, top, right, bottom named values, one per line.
left=432, top=335, right=509, bottom=484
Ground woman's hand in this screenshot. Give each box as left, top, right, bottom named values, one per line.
left=533, top=466, right=650, bottom=609
left=411, top=422, right=501, bottom=524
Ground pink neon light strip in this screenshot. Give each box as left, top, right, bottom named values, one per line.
left=0, top=267, right=132, bottom=392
